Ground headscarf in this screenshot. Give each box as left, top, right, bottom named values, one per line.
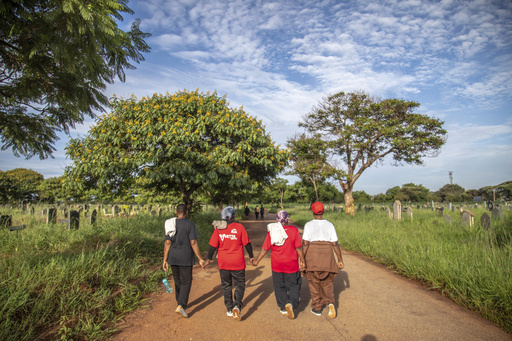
left=221, top=206, right=235, bottom=220
left=276, top=210, right=289, bottom=224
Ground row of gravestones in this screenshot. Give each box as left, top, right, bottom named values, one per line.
left=1, top=209, right=98, bottom=231
left=388, top=200, right=507, bottom=229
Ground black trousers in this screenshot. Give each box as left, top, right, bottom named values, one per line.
left=272, top=270, right=302, bottom=310
left=170, top=265, right=193, bottom=309
left=219, top=269, right=245, bottom=311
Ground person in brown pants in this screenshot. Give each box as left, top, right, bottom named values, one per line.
left=302, top=202, right=344, bottom=318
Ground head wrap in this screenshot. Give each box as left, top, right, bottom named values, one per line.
left=276, top=210, right=289, bottom=224
left=221, top=206, right=235, bottom=220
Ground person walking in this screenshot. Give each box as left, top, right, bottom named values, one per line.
left=244, top=205, right=250, bottom=219
left=162, top=204, right=205, bottom=318
left=254, top=205, right=260, bottom=219
left=203, top=206, right=255, bottom=321
left=302, top=201, right=344, bottom=319
left=260, top=205, right=265, bottom=220
left=251, top=210, right=305, bottom=319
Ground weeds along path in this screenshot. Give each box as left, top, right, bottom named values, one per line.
left=111, top=215, right=511, bottom=341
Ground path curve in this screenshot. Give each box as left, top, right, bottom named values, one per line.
left=111, top=216, right=511, bottom=341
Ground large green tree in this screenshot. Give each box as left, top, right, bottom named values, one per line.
left=299, top=91, right=447, bottom=215
left=287, top=133, right=332, bottom=201
left=1, top=168, right=44, bottom=202
left=0, top=0, right=150, bottom=159
left=64, top=90, right=289, bottom=209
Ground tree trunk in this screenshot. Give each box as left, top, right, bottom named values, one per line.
left=280, top=189, right=284, bottom=210
left=341, top=183, right=355, bottom=216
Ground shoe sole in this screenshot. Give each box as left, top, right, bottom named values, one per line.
left=310, top=309, right=322, bottom=316
left=175, top=306, right=188, bottom=318
left=285, top=304, right=294, bottom=319
left=328, top=305, right=336, bottom=319
left=233, top=308, right=241, bottom=320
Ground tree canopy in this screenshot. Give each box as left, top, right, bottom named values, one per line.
left=0, top=0, right=151, bottom=159
left=0, top=168, right=44, bottom=202
left=64, top=90, right=289, bottom=209
left=297, top=91, right=447, bottom=215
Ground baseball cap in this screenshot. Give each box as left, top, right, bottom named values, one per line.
left=311, top=201, right=324, bottom=215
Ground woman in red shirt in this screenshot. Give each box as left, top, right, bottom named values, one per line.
left=252, top=210, right=306, bottom=319
left=204, top=206, right=254, bottom=321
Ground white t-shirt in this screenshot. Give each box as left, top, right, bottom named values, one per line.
left=302, top=219, right=338, bottom=242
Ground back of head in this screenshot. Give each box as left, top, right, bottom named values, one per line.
left=176, top=204, right=188, bottom=216
left=276, top=210, right=289, bottom=224
left=310, top=201, right=324, bottom=215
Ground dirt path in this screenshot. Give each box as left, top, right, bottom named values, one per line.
left=111, top=216, right=511, bottom=341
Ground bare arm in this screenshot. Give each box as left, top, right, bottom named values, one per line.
left=331, top=241, right=344, bottom=269
left=162, top=240, right=171, bottom=271
left=296, top=247, right=306, bottom=271
left=190, top=239, right=205, bottom=268
left=251, top=248, right=268, bottom=266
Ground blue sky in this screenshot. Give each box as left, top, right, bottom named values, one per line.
left=1, top=0, right=511, bottom=195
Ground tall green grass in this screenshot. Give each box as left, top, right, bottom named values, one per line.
left=289, top=205, right=512, bottom=333
left=0, top=207, right=216, bottom=341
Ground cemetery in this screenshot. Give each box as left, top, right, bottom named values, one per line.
left=1, top=198, right=511, bottom=339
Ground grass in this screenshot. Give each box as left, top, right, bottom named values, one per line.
left=0, top=205, right=218, bottom=341
left=288, top=204, right=512, bottom=334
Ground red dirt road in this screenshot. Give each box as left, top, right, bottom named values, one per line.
left=111, top=216, right=511, bottom=341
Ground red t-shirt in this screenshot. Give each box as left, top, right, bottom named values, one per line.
left=209, top=222, right=250, bottom=270
left=262, top=225, right=302, bottom=273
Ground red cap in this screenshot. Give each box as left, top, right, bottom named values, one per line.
left=311, top=201, right=324, bottom=215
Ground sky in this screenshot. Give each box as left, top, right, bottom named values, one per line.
left=1, top=0, right=511, bottom=195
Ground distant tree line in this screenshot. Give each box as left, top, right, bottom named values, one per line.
left=2, top=168, right=509, bottom=206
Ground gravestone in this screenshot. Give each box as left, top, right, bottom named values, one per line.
left=444, top=214, right=452, bottom=225
left=69, top=210, right=80, bottom=229
left=393, top=200, right=402, bottom=220
left=491, top=208, right=503, bottom=223
left=386, top=207, right=392, bottom=219
left=157, top=208, right=162, bottom=217
left=46, top=208, right=57, bottom=224
left=437, top=207, right=444, bottom=218
left=461, top=210, right=475, bottom=227
left=406, top=206, right=413, bottom=221
left=42, top=208, right=47, bottom=216
left=447, top=203, right=452, bottom=211
left=480, top=213, right=491, bottom=230
left=10, top=224, right=26, bottom=232
left=103, top=208, right=108, bottom=214
left=430, top=200, right=435, bottom=211
left=30, top=206, right=35, bottom=215
left=112, top=205, right=119, bottom=216
left=1, top=215, right=12, bottom=227
left=90, top=209, right=97, bottom=225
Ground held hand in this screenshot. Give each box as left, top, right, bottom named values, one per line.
left=202, top=259, right=210, bottom=269
left=199, top=259, right=205, bottom=268
left=250, top=258, right=257, bottom=266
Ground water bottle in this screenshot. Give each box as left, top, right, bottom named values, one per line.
left=162, top=272, right=173, bottom=293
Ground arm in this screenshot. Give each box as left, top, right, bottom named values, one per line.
left=245, top=242, right=255, bottom=263
left=296, top=247, right=306, bottom=271
left=331, top=241, right=344, bottom=269
left=251, top=248, right=268, bottom=266
left=203, top=245, right=218, bottom=268
left=162, top=239, right=171, bottom=271
left=190, top=239, right=205, bottom=268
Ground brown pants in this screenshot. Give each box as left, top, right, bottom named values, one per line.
left=306, top=271, right=336, bottom=310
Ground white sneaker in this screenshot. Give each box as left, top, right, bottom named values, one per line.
left=175, top=305, right=188, bottom=318
left=226, top=310, right=233, bottom=317
left=328, top=303, right=336, bottom=319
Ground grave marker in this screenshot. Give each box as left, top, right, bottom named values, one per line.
left=90, top=210, right=97, bottom=225
left=491, top=208, right=503, bottom=223
left=437, top=207, right=444, bottom=217
left=406, top=206, right=413, bottom=221
left=386, top=207, right=392, bottom=219
left=444, top=214, right=452, bottom=225
left=480, top=213, right=491, bottom=230
left=69, top=210, right=79, bottom=229
left=1, top=215, right=12, bottom=227
left=393, top=200, right=402, bottom=220
left=461, top=210, right=475, bottom=227
left=46, top=208, right=57, bottom=224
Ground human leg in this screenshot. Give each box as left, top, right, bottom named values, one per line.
left=319, top=273, right=336, bottom=307
left=272, top=271, right=288, bottom=310
left=232, top=269, right=246, bottom=310
left=306, top=271, right=323, bottom=312
left=220, top=269, right=234, bottom=311
left=284, top=271, right=302, bottom=310
left=172, top=265, right=193, bottom=309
